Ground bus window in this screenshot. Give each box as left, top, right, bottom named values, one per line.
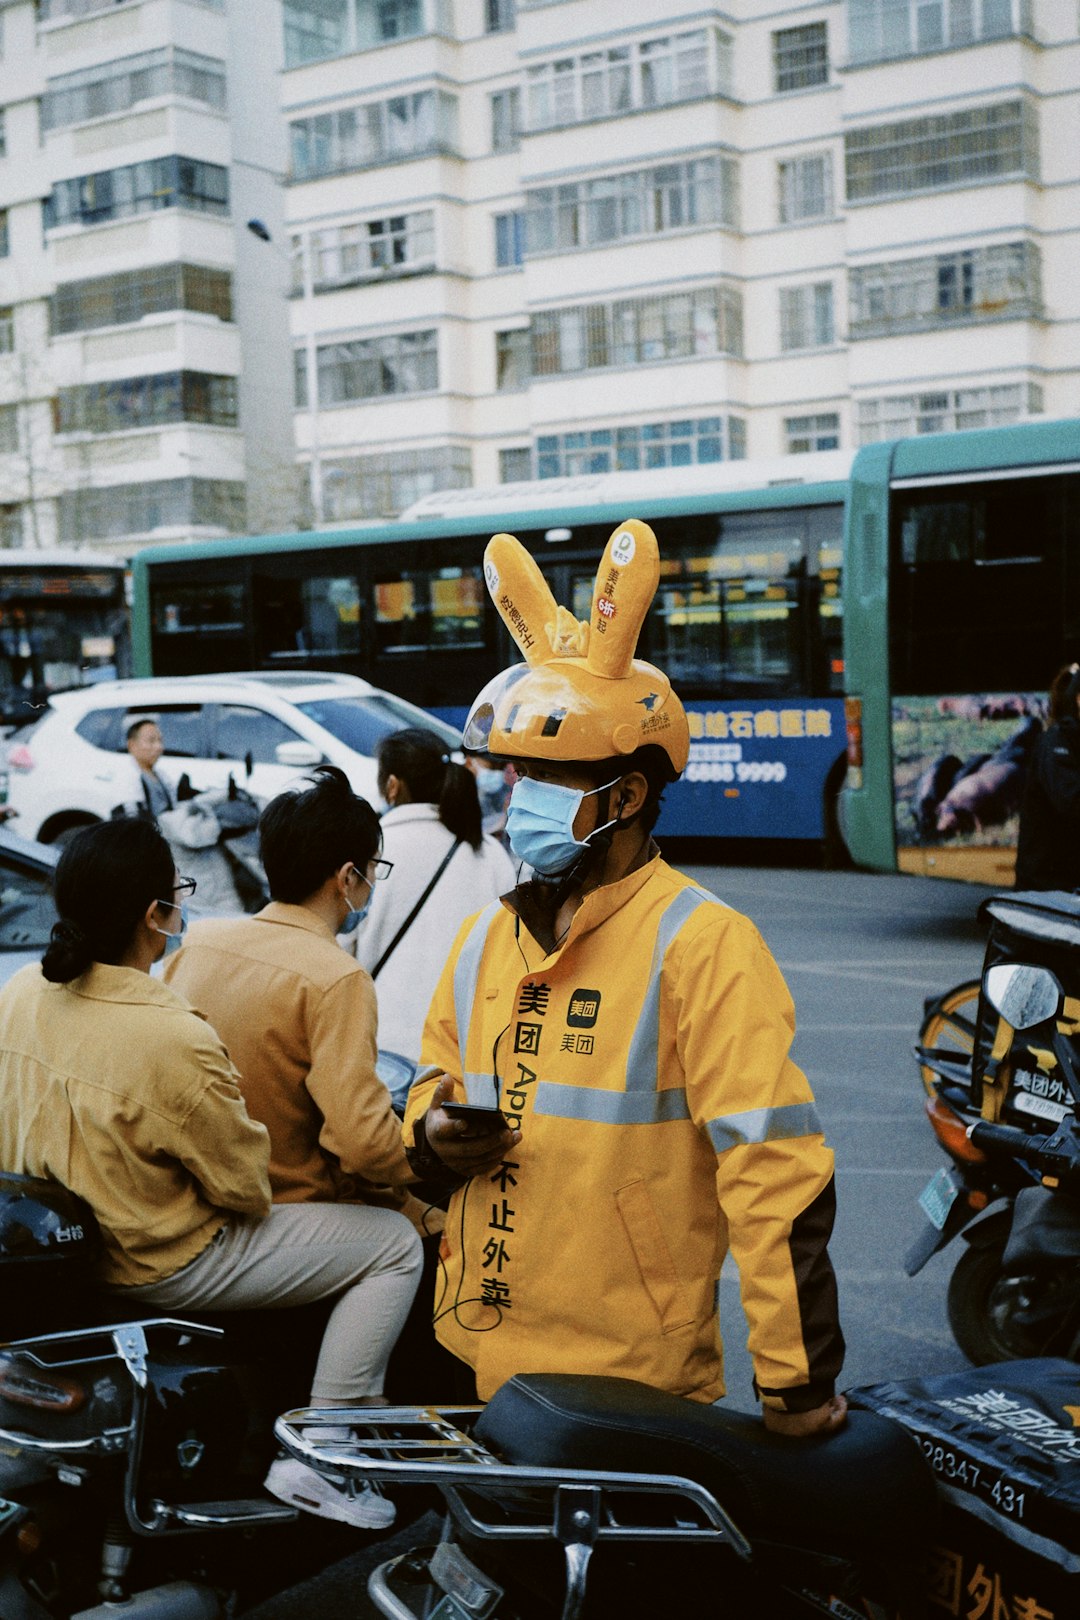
left=818, top=539, right=844, bottom=694
left=254, top=574, right=360, bottom=662
left=373, top=566, right=484, bottom=655
left=154, top=582, right=246, bottom=636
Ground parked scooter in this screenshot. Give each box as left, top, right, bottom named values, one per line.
left=906, top=892, right=1080, bottom=1364
left=0, top=1172, right=347, bottom=1620
left=275, top=1374, right=938, bottom=1620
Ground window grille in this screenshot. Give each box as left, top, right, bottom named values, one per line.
left=534, top=417, right=743, bottom=478
left=849, top=240, right=1042, bottom=337
left=56, top=372, right=239, bottom=435
left=49, top=264, right=233, bottom=335
left=772, top=23, right=828, bottom=91
left=58, top=479, right=245, bottom=544
left=779, top=283, right=835, bottom=350
left=322, top=445, right=471, bottom=519
left=777, top=152, right=833, bottom=222
left=845, top=100, right=1037, bottom=202
left=530, top=285, right=742, bottom=376
left=499, top=447, right=532, bottom=481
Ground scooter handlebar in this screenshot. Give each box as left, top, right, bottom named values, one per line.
left=967, top=1120, right=1048, bottom=1154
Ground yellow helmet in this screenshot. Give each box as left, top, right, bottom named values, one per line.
left=463, top=520, right=689, bottom=776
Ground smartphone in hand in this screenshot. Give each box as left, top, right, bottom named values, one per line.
left=442, top=1102, right=509, bottom=1133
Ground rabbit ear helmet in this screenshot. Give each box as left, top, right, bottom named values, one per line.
left=463, top=521, right=689, bottom=778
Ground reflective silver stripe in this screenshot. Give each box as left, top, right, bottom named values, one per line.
left=464, top=1072, right=500, bottom=1106
left=707, top=1101, right=823, bottom=1156
left=625, top=886, right=721, bottom=1092
left=452, top=901, right=502, bottom=1062
left=535, top=1082, right=690, bottom=1125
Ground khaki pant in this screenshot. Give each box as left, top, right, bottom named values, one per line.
left=120, top=1202, right=422, bottom=1403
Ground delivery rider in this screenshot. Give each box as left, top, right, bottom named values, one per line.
left=405, top=522, right=847, bottom=1436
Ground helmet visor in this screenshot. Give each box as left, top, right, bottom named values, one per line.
left=463, top=664, right=531, bottom=754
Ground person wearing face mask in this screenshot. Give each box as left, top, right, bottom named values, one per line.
left=406, top=524, right=846, bottom=1438
left=347, top=728, right=516, bottom=1070
left=0, top=817, right=421, bottom=1529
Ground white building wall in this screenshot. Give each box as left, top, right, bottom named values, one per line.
left=278, top=0, right=1078, bottom=516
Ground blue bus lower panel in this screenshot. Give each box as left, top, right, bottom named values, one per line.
left=431, top=698, right=846, bottom=841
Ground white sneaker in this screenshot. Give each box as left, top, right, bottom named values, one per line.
left=264, top=1455, right=396, bottom=1530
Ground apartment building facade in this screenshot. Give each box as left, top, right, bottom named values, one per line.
left=0, top=0, right=294, bottom=554
left=280, top=0, right=1078, bottom=521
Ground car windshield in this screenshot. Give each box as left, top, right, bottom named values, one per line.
left=298, top=696, right=460, bottom=757
left=0, top=859, right=55, bottom=952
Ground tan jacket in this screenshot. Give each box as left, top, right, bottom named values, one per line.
left=0, top=962, right=271, bottom=1289
left=165, top=904, right=436, bottom=1231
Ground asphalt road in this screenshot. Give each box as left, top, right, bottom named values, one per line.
left=244, top=859, right=999, bottom=1618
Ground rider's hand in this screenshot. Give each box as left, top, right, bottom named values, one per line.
left=424, top=1076, right=521, bottom=1178
left=762, top=1393, right=848, bottom=1437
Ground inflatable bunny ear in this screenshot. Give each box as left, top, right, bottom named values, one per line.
left=585, top=520, right=660, bottom=680
left=484, top=533, right=588, bottom=665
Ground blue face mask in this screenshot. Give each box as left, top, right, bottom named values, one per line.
left=506, top=775, right=622, bottom=878
left=152, top=900, right=188, bottom=957
left=339, top=868, right=371, bottom=934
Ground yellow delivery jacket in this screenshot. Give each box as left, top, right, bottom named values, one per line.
left=406, top=853, right=844, bottom=1408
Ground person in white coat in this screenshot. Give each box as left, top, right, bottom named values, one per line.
left=349, top=728, right=516, bottom=1065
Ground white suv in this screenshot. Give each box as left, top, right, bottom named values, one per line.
left=3, top=672, right=459, bottom=846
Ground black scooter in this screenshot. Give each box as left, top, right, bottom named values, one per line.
left=0, top=1173, right=356, bottom=1620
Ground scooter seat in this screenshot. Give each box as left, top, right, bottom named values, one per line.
left=475, top=1374, right=936, bottom=1560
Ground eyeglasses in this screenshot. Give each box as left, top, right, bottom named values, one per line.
left=174, top=876, right=197, bottom=898
left=367, top=857, right=394, bottom=883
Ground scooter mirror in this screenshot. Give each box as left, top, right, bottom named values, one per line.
left=983, top=963, right=1062, bottom=1030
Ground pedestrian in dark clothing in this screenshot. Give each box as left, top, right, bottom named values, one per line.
left=1014, top=663, right=1080, bottom=892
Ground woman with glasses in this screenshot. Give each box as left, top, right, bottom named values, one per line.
left=348, top=728, right=516, bottom=1072
left=0, top=814, right=422, bottom=1531
left=162, top=767, right=439, bottom=1478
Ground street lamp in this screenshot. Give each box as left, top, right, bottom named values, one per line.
left=246, top=217, right=323, bottom=527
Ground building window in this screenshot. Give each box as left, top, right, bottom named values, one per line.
left=531, top=285, right=742, bottom=376
left=58, top=478, right=245, bottom=544
left=57, top=372, right=239, bottom=435
left=534, top=417, right=745, bottom=479
left=495, top=328, right=530, bottom=391
left=0, top=308, right=13, bottom=353
left=0, top=210, right=8, bottom=259
left=41, top=48, right=226, bottom=132
left=0, top=405, right=18, bottom=454
left=773, top=22, right=828, bottom=91
left=322, top=445, right=471, bottom=520
left=526, top=28, right=730, bottom=132
left=39, top=0, right=219, bottom=18
left=300, top=330, right=439, bottom=407
left=490, top=87, right=521, bottom=152
left=294, top=212, right=435, bottom=292
left=855, top=381, right=1042, bottom=443
left=494, top=211, right=525, bottom=268
left=0, top=110, right=6, bottom=158
left=499, top=446, right=531, bottom=482
left=486, top=0, right=514, bottom=31
left=283, top=0, right=430, bottom=67
left=845, top=100, right=1037, bottom=203
left=50, top=264, right=233, bottom=335
left=44, top=157, right=229, bottom=229
left=525, top=155, right=738, bottom=254
left=779, top=283, right=835, bottom=351
left=0, top=507, right=22, bottom=548
left=785, top=413, right=840, bottom=453
left=847, top=0, right=1030, bottom=67
left=290, top=92, right=456, bottom=179
left=849, top=241, right=1042, bottom=338
left=778, top=152, right=833, bottom=222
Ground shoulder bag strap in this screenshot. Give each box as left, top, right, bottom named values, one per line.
left=371, top=839, right=463, bottom=981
